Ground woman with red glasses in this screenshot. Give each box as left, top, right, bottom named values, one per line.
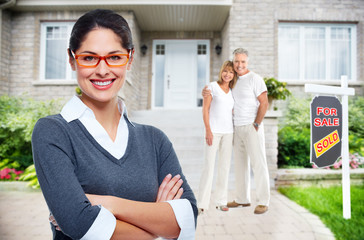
left=32, top=9, right=196, bottom=240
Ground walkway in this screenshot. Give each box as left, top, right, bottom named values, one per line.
left=0, top=183, right=335, bottom=240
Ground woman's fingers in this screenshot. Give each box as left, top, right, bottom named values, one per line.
left=175, top=187, right=184, bottom=199
left=49, top=214, right=61, bottom=231
left=166, top=178, right=183, bottom=200
left=156, top=173, right=172, bottom=202
left=157, top=174, right=183, bottom=202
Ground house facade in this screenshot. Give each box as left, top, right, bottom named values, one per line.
left=1, top=0, right=363, bottom=109
left=0, top=0, right=363, bottom=178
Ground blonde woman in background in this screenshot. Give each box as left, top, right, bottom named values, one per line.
left=198, top=60, right=237, bottom=213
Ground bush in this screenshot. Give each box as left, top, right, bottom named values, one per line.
left=278, top=127, right=311, bottom=168
left=349, top=96, right=364, bottom=139
left=0, top=95, right=61, bottom=170
left=264, top=77, right=291, bottom=100
left=18, top=164, right=40, bottom=189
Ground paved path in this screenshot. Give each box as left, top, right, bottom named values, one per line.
left=0, top=183, right=335, bottom=240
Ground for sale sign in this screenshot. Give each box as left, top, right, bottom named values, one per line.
left=311, top=96, right=342, bottom=168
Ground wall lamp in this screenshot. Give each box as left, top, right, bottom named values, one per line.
left=141, top=44, right=148, bottom=56
left=215, top=44, right=222, bottom=55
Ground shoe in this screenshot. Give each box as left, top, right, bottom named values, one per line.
left=254, top=205, right=268, bottom=214
left=227, top=201, right=251, bottom=208
left=198, top=208, right=205, bottom=215
left=216, top=205, right=229, bottom=211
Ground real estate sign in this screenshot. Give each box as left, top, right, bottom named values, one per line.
left=310, top=96, right=342, bottom=168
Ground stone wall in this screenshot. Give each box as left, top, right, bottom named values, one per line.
left=264, top=111, right=282, bottom=180
left=118, top=11, right=143, bottom=111
left=275, top=168, right=364, bottom=188
left=0, top=10, right=11, bottom=96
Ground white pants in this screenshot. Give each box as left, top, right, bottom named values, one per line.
left=233, top=124, right=270, bottom=206
left=198, top=133, right=233, bottom=209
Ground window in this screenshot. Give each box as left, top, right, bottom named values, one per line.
left=40, top=22, right=75, bottom=81
left=197, top=44, right=208, bottom=106
left=154, top=44, right=165, bottom=107
left=278, top=23, right=356, bottom=82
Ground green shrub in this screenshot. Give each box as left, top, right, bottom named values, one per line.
left=18, top=164, right=40, bottom=189
left=278, top=127, right=311, bottom=168
left=0, top=95, right=61, bottom=170
left=349, top=96, right=364, bottom=139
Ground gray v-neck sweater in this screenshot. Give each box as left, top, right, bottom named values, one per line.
left=32, top=114, right=197, bottom=239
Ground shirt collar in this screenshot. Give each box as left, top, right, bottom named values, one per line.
left=60, top=95, right=134, bottom=127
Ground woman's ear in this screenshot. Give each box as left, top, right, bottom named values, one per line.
left=127, top=49, right=135, bottom=70
left=67, top=48, right=76, bottom=71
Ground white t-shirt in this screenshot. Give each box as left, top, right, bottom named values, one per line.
left=232, top=71, right=267, bottom=126
left=207, top=81, right=234, bottom=134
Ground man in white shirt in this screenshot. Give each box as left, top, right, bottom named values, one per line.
left=228, top=48, right=270, bottom=214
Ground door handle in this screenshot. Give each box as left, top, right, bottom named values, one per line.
left=167, top=75, right=170, bottom=89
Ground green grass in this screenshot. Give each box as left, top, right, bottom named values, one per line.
left=278, top=185, right=364, bottom=240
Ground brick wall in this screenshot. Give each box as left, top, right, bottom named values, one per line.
left=118, top=11, right=143, bottom=112
left=0, top=10, right=11, bottom=95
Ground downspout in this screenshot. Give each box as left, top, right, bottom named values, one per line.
left=0, top=0, right=16, bottom=94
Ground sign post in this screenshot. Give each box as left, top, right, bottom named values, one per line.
left=305, top=76, right=355, bottom=219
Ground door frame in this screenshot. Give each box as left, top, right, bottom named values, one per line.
left=151, top=39, right=210, bottom=109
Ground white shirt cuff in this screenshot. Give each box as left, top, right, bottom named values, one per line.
left=80, top=205, right=116, bottom=240
left=166, top=199, right=195, bottom=240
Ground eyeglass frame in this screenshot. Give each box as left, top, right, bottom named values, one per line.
left=69, top=49, right=134, bottom=68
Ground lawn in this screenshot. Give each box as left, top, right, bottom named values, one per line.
left=278, top=184, right=364, bottom=240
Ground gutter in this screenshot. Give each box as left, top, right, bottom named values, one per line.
left=0, top=0, right=16, bottom=9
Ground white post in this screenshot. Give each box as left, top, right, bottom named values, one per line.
left=305, top=76, right=355, bottom=219
left=341, top=75, right=351, bottom=219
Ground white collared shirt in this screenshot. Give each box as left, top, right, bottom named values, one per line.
left=60, top=95, right=195, bottom=239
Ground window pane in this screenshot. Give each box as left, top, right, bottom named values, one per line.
left=154, top=47, right=165, bottom=107
left=278, top=26, right=300, bottom=79
left=331, top=27, right=351, bottom=79
left=197, top=54, right=207, bottom=106
left=305, top=27, right=325, bottom=80
left=197, top=44, right=207, bottom=106
left=45, top=39, right=67, bottom=79
left=44, top=26, right=69, bottom=80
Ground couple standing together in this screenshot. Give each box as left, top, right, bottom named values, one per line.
left=198, top=48, right=270, bottom=215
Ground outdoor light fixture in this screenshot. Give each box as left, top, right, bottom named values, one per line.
left=141, top=44, right=148, bottom=55
left=215, top=44, right=222, bottom=55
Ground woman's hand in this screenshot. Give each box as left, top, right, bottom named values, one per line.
left=156, top=174, right=184, bottom=202
left=205, top=129, right=213, bottom=146
left=202, top=85, right=211, bottom=98
left=49, top=213, right=61, bottom=231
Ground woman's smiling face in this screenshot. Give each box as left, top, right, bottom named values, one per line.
left=70, top=27, right=132, bottom=105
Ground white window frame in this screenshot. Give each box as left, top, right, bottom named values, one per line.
left=39, top=21, right=76, bottom=83
left=278, top=22, right=357, bottom=83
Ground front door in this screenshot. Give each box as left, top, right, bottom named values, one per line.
left=165, top=41, right=196, bottom=108
left=152, top=40, right=209, bottom=109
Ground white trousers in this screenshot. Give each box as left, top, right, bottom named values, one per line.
left=233, top=124, right=270, bottom=206
left=198, top=133, right=233, bottom=209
